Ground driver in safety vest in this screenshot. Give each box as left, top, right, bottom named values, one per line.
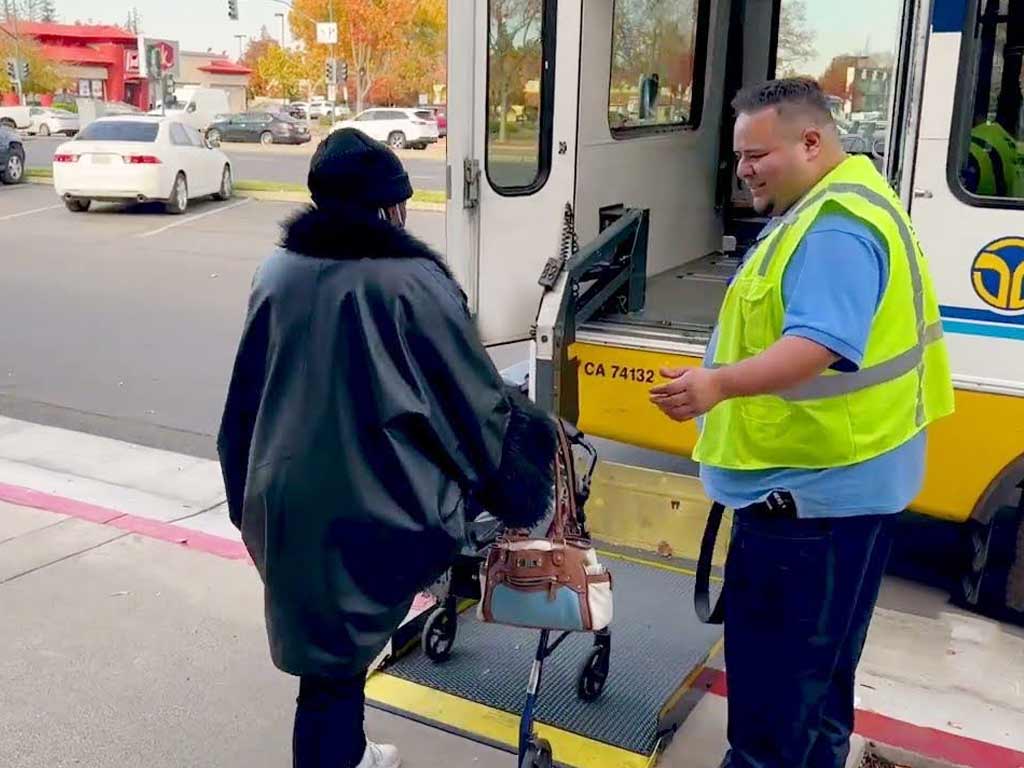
left=650, top=78, right=954, bottom=768
left=965, top=119, right=1022, bottom=197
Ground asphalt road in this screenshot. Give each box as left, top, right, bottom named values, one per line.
left=0, top=183, right=461, bottom=458
left=22, top=136, right=447, bottom=191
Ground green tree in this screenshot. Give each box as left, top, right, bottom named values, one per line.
left=488, top=0, right=542, bottom=142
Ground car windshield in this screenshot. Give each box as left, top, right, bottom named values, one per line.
left=414, top=110, right=435, bottom=121
left=77, top=121, right=159, bottom=142
left=274, top=113, right=298, bottom=123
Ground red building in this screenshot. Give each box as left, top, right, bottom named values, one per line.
left=0, top=22, right=148, bottom=108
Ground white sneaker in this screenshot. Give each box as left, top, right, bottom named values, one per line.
left=354, top=740, right=401, bottom=768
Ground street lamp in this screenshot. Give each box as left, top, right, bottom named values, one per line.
left=274, top=12, right=286, bottom=46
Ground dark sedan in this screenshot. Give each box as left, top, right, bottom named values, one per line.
left=206, top=112, right=311, bottom=146
left=0, top=125, right=25, bottom=184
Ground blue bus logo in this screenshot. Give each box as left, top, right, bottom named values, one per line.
left=972, top=237, right=1024, bottom=312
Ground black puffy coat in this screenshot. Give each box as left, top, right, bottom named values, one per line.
left=217, top=204, right=556, bottom=677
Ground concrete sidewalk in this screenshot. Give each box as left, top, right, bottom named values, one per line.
left=3, top=416, right=1024, bottom=768
left=0, top=500, right=508, bottom=768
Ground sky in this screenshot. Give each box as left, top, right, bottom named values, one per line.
left=44, top=0, right=905, bottom=68
left=52, top=0, right=294, bottom=56
left=797, top=0, right=904, bottom=77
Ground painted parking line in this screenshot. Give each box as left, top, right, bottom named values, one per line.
left=0, top=203, right=63, bottom=221
left=136, top=198, right=252, bottom=239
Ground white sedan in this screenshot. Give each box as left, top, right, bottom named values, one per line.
left=52, top=116, right=233, bottom=215
left=28, top=106, right=79, bottom=136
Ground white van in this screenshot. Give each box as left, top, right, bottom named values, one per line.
left=151, top=87, right=231, bottom=133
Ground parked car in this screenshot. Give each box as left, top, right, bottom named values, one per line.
left=52, top=116, right=232, bottom=215
left=332, top=107, right=440, bottom=149
left=28, top=107, right=80, bottom=136
left=0, top=105, right=31, bottom=131
left=286, top=102, right=309, bottom=120
left=206, top=112, right=311, bottom=146
left=0, top=124, right=25, bottom=184
left=423, top=106, right=447, bottom=138
left=151, top=87, right=231, bottom=132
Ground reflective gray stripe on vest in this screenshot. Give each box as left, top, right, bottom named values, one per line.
left=750, top=181, right=931, bottom=421
left=778, top=321, right=943, bottom=402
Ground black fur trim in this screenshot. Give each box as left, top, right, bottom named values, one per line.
left=477, top=388, right=558, bottom=529
left=279, top=203, right=456, bottom=281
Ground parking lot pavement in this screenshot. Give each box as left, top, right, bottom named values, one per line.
left=0, top=183, right=445, bottom=457
left=22, top=135, right=447, bottom=191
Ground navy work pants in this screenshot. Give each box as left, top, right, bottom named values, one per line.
left=721, top=510, right=894, bottom=768
left=293, top=674, right=367, bottom=768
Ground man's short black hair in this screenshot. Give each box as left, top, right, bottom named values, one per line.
left=732, top=78, right=834, bottom=125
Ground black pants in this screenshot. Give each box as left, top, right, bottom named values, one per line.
left=721, top=510, right=894, bottom=768
left=293, top=674, right=367, bottom=768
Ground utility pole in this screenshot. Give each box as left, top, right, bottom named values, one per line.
left=235, top=34, right=247, bottom=60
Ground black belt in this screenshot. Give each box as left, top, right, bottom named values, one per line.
left=694, top=491, right=797, bottom=625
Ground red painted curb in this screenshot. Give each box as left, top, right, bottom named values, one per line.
left=694, top=668, right=1024, bottom=768
left=0, top=481, right=251, bottom=562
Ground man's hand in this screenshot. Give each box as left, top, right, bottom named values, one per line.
left=648, top=337, right=840, bottom=424
left=649, top=367, right=727, bottom=422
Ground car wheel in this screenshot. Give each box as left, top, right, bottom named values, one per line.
left=166, top=173, right=188, bottom=215
left=64, top=198, right=91, bottom=213
left=214, top=165, right=233, bottom=201
left=38, top=123, right=51, bottom=137
left=259, top=131, right=274, bottom=146
left=207, top=128, right=222, bottom=144
left=0, top=118, right=14, bottom=129
left=388, top=131, right=407, bottom=150
left=2, top=149, right=24, bottom=184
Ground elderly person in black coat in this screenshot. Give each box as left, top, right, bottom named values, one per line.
left=217, top=129, right=557, bottom=768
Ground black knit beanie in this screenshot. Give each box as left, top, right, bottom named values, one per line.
left=307, top=128, right=413, bottom=210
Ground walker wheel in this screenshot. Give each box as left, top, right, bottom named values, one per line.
left=519, top=736, right=553, bottom=768
left=421, top=605, right=457, bottom=662
left=577, top=644, right=610, bottom=701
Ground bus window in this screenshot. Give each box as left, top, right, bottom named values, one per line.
left=608, top=0, right=706, bottom=135
left=952, top=0, right=1024, bottom=203
left=486, top=0, right=554, bottom=194
left=771, top=0, right=903, bottom=169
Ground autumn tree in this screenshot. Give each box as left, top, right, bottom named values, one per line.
left=256, top=44, right=305, bottom=101
left=380, top=0, right=445, bottom=103
left=288, top=0, right=440, bottom=112
left=489, top=0, right=542, bottom=142
left=243, top=27, right=278, bottom=97
left=0, top=34, right=67, bottom=94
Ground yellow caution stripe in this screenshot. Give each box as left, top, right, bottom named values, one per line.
left=365, top=674, right=653, bottom=768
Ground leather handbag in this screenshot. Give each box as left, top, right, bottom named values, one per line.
left=477, top=421, right=613, bottom=632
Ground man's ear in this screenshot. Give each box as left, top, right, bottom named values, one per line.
left=802, top=126, right=824, bottom=159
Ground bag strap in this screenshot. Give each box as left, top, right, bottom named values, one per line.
left=545, top=420, right=579, bottom=540
left=695, top=502, right=727, bottom=625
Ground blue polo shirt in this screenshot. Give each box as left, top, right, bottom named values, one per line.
left=699, top=212, right=925, bottom=518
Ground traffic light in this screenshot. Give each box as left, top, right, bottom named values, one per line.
left=4, top=59, right=14, bottom=81
left=339, top=61, right=348, bottom=81
left=228, top=0, right=238, bottom=20
left=20, top=60, right=29, bottom=81
left=325, top=59, right=335, bottom=85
